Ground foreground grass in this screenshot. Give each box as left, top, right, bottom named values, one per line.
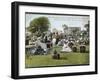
left=25, top=52, right=89, bottom=68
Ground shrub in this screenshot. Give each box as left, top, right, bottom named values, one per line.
left=72, top=46, right=77, bottom=52
left=52, top=50, right=60, bottom=59
left=80, top=45, right=86, bottom=53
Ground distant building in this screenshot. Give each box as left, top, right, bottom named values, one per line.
left=63, top=27, right=81, bottom=40
left=64, top=27, right=81, bottom=35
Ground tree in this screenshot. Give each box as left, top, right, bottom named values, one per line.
left=84, top=21, right=90, bottom=37
left=84, top=21, right=90, bottom=45
left=28, top=17, right=50, bottom=37
left=84, top=21, right=89, bottom=32
left=62, top=24, right=68, bottom=30
left=62, top=24, right=68, bottom=35
left=71, top=28, right=80, bottom=40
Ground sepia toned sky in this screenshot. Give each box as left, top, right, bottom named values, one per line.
left=25, top=13, right=89, bottom=32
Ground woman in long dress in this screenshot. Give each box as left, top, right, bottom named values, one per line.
left=61, top=41, right=72, bottom=52
left=52, top=38, right=56, bottom=47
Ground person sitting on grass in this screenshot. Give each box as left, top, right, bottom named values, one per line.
left=52, top=50, right=60, bottom=59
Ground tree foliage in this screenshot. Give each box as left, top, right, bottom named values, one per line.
left=62, top=24, right=68, bottom=30
left=28, top=16, right=50, bottom=37
left=84, top=21, right=89, bottom=32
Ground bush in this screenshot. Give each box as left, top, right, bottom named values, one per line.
left=72, top=46, right=77, bottom=52
left=80, top=45, right=86, bottom=53
left=52, top=54, right=60, bottom=59
left=52, top=50, right=60, bottom=59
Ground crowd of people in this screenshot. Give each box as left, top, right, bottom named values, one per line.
left=27, top=32, right=76, bottom=54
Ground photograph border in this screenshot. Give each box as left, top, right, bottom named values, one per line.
left=11, top=1, right=98, bottom=79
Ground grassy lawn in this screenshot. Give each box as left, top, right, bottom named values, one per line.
left=25, top=53, right=89, bottom=68
left=25, top=45, right=89, bottom=68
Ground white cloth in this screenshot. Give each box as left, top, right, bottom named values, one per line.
left=52, top=38, right=56, bottom=46
left=61, top=43, right=72, bottom=52
left=57, top=39, right=64, bottom=46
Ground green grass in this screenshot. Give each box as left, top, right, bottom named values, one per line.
left=25, top=52, right=89, bottom=68
left=25, top=45, right=89, bottom=68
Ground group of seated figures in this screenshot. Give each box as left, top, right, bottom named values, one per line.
left=26, top=33, right=76, bottom=55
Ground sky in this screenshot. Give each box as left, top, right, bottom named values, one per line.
left=25, top=13, right=89, bottom=32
